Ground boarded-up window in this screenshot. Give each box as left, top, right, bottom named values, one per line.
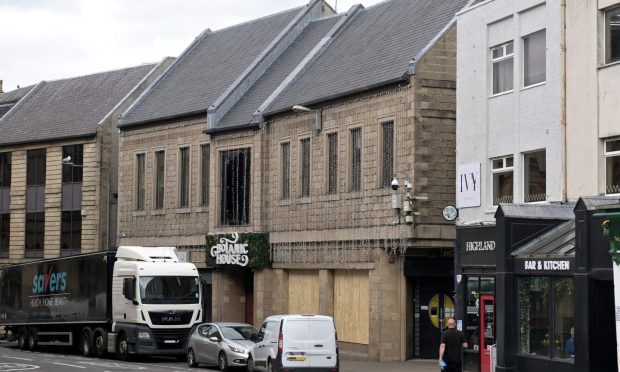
left=288, top=270, right=319, bottom=315
left=334, top=270, right=369, bottom=344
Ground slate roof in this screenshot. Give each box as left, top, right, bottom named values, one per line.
left=0, top=64, right=156, bottom=146
left=119, top=5, right=306, bottom=127
left=218, top=15, right=343, bottom=129
left=0, top=85, right=34, bottom=120
left=264, top=0, right=470, bottom=115
left=511, top=220, right=575, bottom=258
left=576, top=196, right=620, bottom=211
left=496, top=203, right=575, bottom=220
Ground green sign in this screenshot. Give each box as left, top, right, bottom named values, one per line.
left=205, top=232, right=270, bottom=269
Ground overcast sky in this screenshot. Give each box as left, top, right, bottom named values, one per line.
left=0, top=0, right=385, bottom=92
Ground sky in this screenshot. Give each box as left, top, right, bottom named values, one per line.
left=0, top=0, right=385, bottom=92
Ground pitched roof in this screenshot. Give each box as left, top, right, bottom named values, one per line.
left=511, top=220, right=576, bottom=258
left=0, top=64, right=156, bottom=146
left=496, top=203, right=575, bottom=220
left=264, top=0, right=470, bottom=114
left=0, top=85, right=34, bottom=105
left=119, top=5, right=306, bottom=127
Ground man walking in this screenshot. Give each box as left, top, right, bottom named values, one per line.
left=439, top=318, right=468, bottom=372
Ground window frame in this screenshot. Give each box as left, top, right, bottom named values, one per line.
left=491, top=155, right=514, bottom=205
left=200, top=144, right=210, bottom=208
left=60, top=210, right=81, bottom=256
left=491, top=41, right=515, bottom=95
left=299, top=136, right=311, bottom=198
left=605, top=5, right=620, bottom=65
left=135, top=153, right=146, bottom=211
left=380, top=120, right=395, bottom=188
left=0, top=152, right=11, bottom=188
left=326, top=131, right=339, bottom=195
left=154, top=150, right=166, bottom=210
left=523, top=150, right=547, bottom=203
left=523, top=29, right=546, bottom=88
left=219, top=148, right=251, bottom=226
left=0, top=213, right=9, bottom=258
left=349, top=126, right=363, bottom=192
left=605, top=138, right=620, bottom=195
left=280, top=141, right=291, bottom=200
left=178, top=146, right=191, bottom=209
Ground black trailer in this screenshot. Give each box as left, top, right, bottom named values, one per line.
left=0, top=251, right=114, bottom=356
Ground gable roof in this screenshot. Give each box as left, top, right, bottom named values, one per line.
left=0, top=85, right=34, bottom=120
left=119, top=5, right=307, bottom=127
left=0, top=64, right=156, bottom=146
left=264, top=0, right=470, bottom=115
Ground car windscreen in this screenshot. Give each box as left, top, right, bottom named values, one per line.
left=221, top=326, right=256, bottom=340
left=139, top=276, right=199, bottom=304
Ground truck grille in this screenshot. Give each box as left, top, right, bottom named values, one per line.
left=149, top=310, right=193, bottom=325
left=151, top=328, right=190, bottom=349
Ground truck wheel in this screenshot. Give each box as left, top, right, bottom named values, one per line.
left=17, top=327, right=27, bottom=350
left=218, top=351, right=228, bottom=371
left=93, top=329, right=107, bottom=358
left=187, top=348, right=197, bottom=368
left=81, top=328, right=93, bottom=357
left=26, top=327, right=37, bottom=351
left=116, top=332, right=131, bottom=361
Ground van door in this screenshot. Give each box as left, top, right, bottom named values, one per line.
left=307, top=319, right=337, bottom=368
left=282, top=320, right=310, bottom=368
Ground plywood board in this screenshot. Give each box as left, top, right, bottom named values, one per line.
left=334, top=270, right=369, bottom=345
left=288, top=270, right=320, bottom=315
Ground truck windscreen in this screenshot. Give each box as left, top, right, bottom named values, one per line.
left=139, top=276, right=199, bottom=304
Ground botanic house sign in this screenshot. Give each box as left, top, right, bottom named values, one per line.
left=210, top=232, right=249, bottom=266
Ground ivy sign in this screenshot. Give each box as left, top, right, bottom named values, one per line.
left=205, top=232, right=270, bottom=269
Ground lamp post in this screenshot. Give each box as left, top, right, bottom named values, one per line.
left=391, top=171, right=427, bottom=225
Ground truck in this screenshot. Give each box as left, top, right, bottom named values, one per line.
left=0, top=246, right=202, bottom=360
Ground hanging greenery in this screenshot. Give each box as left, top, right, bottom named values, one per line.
left=205, top=232, right=271, bottom=269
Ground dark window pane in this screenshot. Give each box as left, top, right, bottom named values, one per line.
left=220, top=148, right=251, bottom=225
left=155, top=151, right=165, bottom=210
left=606, top=139, right=620, bottom=153
left=201, top=144, right=210, bottom=207
left=179, top=147, right=190, bottom=208
left=493, top=56, right=514, bottom=94
left=0, top=214, right=9, bottom=258
left=327, top=133, right=338, bottom=194
left=607, top=154, right=620, bottom=194
left=607, top=7, right=620, bottom=64
left=518, top=277, right=550, bottom=357
left=300, top=138, right=310, bottom=197
left=381, top=122, right=394, bottom=187
left=62, top=144, right=83, bottom=183
left=27, top=149, right=46, bottom=186
left=0, top=152, right=11, bottom=188
left=554, top=278, right=574, bottom=360
left=61, top=210, right=81, bottom=254
left=25, top=212, right=45, bottom=253
left=493, top=171, right=514, bottom=205
left=136, top=154, right=145, bottom=211
left=281, top=142, right=290, bottom=199
left=350, top=127, right=362, bottom=192
left=524, top=151, right=546, bottom=202
left=524, top=30, right=546, bottom=86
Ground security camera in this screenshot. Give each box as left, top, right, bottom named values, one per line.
left=391, top=177, right=399, bottom=191
left=62, top=155, right=71, bottom=163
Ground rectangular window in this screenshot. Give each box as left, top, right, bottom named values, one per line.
left=62, top=144, right=83, bottom=183
left=281, top=142, right=290, bottom=199
left=492, top=156, right=513, bottom=205
left=381, top=121, right=394, bottom=187
left=465, top=276, right=496, bottom=351
left=524, top=151, right=546, bottom=202
left=60, top=210, right=81, bottom=256
left=220, top=148, right=251, bottom=226
left=606, top=138, right=620, bottom=194
left=350, top=127, right=362, bottom=192
left=524, top=30, right=546, bottom=87
left=300, top=138, right=311, bottom=198
left=518, top=277, right=574, bottom=361
left=606, top=6, right=620, bottom=64
left=27, top=148, right=46, bottom=186
left=0, top=214, right=9, bottom=258
left=201, top=144, right=210, bottom=207
left=327, top=133, right=338, bottom=194
left=136, top=153, right=145, bottom=211
left=492, top=41, right=514, bottom=94
left=154, top=151, right=165, bottom=210
left=179, top=147, right=190, bottom=208
left=25, top=212, right=44, bottom=258
left=0, top=152, right=10, bottom=188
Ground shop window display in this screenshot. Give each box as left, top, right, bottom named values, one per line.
left=465, top=276, right=495, bottom=351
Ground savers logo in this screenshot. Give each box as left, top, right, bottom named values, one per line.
left=32, top=267, right=67, bottom=294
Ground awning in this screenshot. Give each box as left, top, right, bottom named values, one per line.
left=511, top=220, right=575, bottom=275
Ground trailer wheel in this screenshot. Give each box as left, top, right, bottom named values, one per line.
left=17, top=327, right=27, bottom=350
left=116, top=332, right=130, bottom=361
left=26, top=327, right=37, bottom=351
left=81, top=328, right=93, bottom=357
left=93, top=328, right=107, bottom=358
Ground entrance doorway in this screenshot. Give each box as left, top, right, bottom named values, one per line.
left=416, top=277, right=454, bottom=359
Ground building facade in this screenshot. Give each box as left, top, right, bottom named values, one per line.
left=117, top=0, right=469, bottom=361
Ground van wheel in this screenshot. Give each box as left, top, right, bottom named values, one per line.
left=93, top=329, right=107, bottom=358
left=246, top=355, right=255, bottom=372
left=218, top=351, right=228, bottom=371
left=267, top=359, right=273, bottom=372
left=81, top=328, right=93, bottom=357
left=26, top=327, right=37, bottom=351
left=116, top=332, right=130, bottom=361
left=187, top=348, right=197, bottom=368
left=17, top=327, right=27, bottom=350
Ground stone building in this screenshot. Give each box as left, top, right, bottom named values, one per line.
left=117, top=0, right=468, bottom=361
left=0, top=61, right=173, bottom=264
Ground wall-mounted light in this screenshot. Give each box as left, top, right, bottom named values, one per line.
left=292, top=104, right=322, bottom=132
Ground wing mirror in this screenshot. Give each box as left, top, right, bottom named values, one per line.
left=209, top=336, right=220, bottom=343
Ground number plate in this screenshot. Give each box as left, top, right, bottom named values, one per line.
left=287, top=356, right=307, bottom=361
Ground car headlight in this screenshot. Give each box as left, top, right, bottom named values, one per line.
left=138, top=331, right=151, bottom=339
left=229, top=345, right=245, bottom=353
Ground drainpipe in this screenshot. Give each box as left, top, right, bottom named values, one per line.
left=561, top=0, right=567, bottom=203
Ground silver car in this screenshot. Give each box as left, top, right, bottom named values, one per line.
left=187, top=322, right=257, bottom=370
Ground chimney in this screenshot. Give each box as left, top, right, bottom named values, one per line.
left=0, top=80, right=3, bottom=93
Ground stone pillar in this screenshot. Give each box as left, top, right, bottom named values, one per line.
left=8, top=150, right=26, bottom=263
left=44, top=146, right=62, bottom=258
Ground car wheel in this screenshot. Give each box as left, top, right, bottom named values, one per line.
left=116, top=332, right=130, bottom=361
left=218, top=351, right=228, bottom=371
left=187, top=348, right=198, bottom=368
left=17, top=327, right=27, bottom=350
left=267, top=359, right=273, bottom=372
left=81, top=329, right=92, bottom=357
left=246, top=355, right=255, bottom=372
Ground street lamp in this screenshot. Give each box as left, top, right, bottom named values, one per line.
left=62, top=155, right=83, bottom=168
left=292, top=105, right=322, bottom=132
left=391, top=171, right=427, bottom=225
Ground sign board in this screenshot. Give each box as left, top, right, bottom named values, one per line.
left=210, top=232, right=249, bottom=266
left=458, top=225, right=497, bottom=267
left=457, top=163, right=481, bottom=208
left=513, top=258, right=574, bottom=275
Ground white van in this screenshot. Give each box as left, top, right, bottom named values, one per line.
left=247, top=315, right=339, bottom=372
